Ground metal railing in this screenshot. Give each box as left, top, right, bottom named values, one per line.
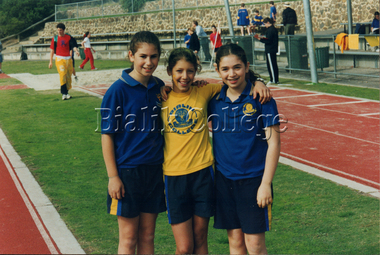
left=55, top=0, right=255, bottom=21
left=6, top=31, right=379, bottom=80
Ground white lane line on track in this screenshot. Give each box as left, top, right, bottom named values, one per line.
left=0, top=147, right=58, bottom=254
left=308, top=100, right=372, bottom=107
left=280, top=152, right=379, bottom=187
left=275, top=93, right=324, bottom=99
left=289, top=121, right=380, bottom=145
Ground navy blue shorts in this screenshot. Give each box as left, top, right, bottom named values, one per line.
left=165, top=166, right=215, bottom=224
left=213, top=170, right=272, bottom=234
left=107, top=164, right=166, bottom=218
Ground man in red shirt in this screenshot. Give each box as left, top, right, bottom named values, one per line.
left=49, top=23, right=79, bottom=100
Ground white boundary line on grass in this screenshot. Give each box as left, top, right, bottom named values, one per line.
left=0, top=128, right=85, bottom=254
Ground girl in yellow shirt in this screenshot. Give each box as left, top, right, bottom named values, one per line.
left=161, top=48, right=270, bottom=254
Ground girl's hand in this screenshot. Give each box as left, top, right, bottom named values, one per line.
left=193, top=80, right=209, bottom=87
left=252, top=80, right=272, bottom=104
left=108, top=176, right=125, bottom=200
left=160, top=85, right=172, bottom=101
left=257, top=183, right=272, bottom=208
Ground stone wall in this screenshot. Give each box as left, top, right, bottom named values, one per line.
left=43, top=0, right=379, bottom=39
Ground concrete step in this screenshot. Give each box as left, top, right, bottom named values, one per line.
left=18, top=41, right=34, bottom=45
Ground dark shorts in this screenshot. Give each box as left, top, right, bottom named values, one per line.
left=165, top=166, right=215, bottom=224
left=214, top=170, right=272, bottom=234
left=107, top=164, right=166, bottom=218
left=214, top=47, right=220, bottom=53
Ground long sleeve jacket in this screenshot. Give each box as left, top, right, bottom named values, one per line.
left=259, top=25, right=278, bottom=54
left=282, top=8, right=297, bottom=25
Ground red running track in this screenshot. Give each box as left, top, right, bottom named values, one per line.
left=0, top=145, right=59, bottom=253
left=271, top=86, right=379, bottom=189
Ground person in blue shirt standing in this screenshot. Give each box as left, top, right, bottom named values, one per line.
left=184, top=28, right=191, bottom=49
left=209, top=43, right=280, bottom=255
left=101, top=31, right=166, bottom=254
left=237, top=3, right=251, bottom=36
left=269, top=1, right=277, bottom=22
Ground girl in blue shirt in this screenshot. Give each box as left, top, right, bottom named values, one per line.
left=209, top=43, right=281, bottom=254
left=101, top=31, right=166, bottom=254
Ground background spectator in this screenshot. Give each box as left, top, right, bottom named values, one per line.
left=282, top=2, right=297, bottom=35
left=269, top=1, right=277, bottom=22
left=371, top=11, right=379, bottom=34
left=210, top=22, right=222, bottom=55
left=237, top=3, right=251, bottom=36
left=184, top=28, right=191, bottom=49
left=192, top=20, right=212, bottom=61
left=250, top=10, right=264, bottom=34
left=189, top=27, right=200, bottom=55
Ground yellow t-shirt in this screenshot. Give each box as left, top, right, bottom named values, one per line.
left=161, top=84, right=223, bottom=176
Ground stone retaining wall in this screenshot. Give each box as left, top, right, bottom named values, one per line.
left=42, top=0, right=379, bottom=39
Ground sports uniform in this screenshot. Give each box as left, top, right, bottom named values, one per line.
left=101, top=68, right=166, bottom=217
left=237, top=8, right=250, bottom=26
left=208, top=81, right=280, bottom=233
left=161, top=84, right=222, bottom=224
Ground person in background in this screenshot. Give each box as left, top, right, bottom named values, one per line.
left=256, top=17, right=279, bottom=85
left=48, top=23, right=79, bottom=100
left=210, top=22, right=222, bottom=56
left=250, top=10, right=264, bottom=34
left=189, top=27, right=200, bottom=55
left=237, top=3, right=251, bottom=36
left=269, top=1, right=277, bottom=22
left=79, top=31, right=97, bottom=70
left=184, top=28, right=191, bottom=49
left=371, top=11, right=379, bottom=34
left=192, top=20, right=212, bottom=61
left=282, top=2, right=297, bottom=35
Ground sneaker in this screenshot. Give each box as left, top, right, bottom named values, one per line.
left=62, top=94, right=67, bottom=100
left=91, top=68, right=98, bottom=71
left=79, top=66, right=83, bottom=70
left=66, top=94, right=71, bottom=99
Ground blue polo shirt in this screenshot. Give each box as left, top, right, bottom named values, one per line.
left=208, top=81, right=279, bottom=180
left=101, top=68, right=164, bottom=168
left=372, top=18, right=379, bottom=29
left=270, top=6, right=277, bottom=19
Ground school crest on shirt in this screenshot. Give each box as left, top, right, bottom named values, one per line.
left=243, top=103, right=257, bottom=116
left=169, top=104, right=199, bottom=134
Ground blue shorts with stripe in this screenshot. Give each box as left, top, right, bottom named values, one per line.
left=213, top=170, right=272, bottom=234
left=107, top=164, right=166, bottom=218
left=165, top=166, right=215, bottom=224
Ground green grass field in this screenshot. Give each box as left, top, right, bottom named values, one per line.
left=0, top=60, right=379, bottom=254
